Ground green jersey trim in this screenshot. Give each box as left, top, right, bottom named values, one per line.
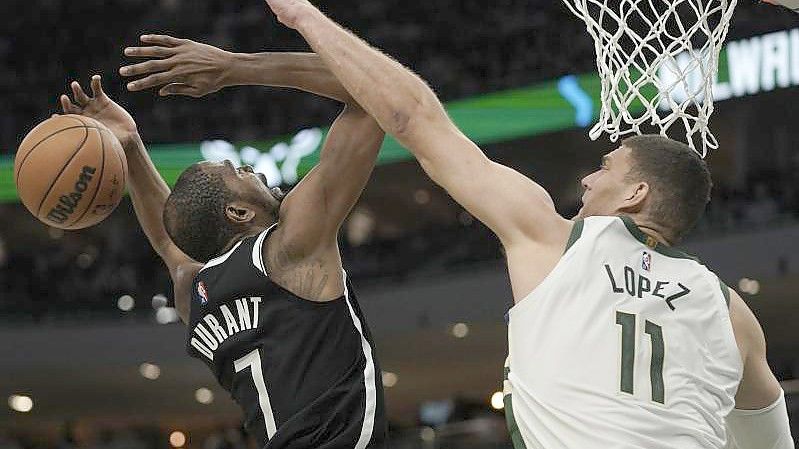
left=564, top=219, right=585, bottom=254
left=718, top=278, right=731, bottom=308
left=618, top=216, right=699, bottom=262
left=504, top=367, right=528, bottom=449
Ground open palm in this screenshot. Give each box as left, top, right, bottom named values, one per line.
left=60, top=75, right=138, bottom=147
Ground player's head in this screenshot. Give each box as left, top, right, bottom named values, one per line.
left=578, top=135, right=711, bottom=243
left=163, top=160, right=284, bottom=262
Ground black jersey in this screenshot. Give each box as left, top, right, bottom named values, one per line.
left=185, top=226, right=386, bottom=448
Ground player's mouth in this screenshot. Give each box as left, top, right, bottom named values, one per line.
left=256, top=172, right=285, bottom=201
left=270, top=187, right=285, bottom=201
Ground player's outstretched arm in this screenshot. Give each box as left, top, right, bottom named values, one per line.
left=60, top=75, right=200, bottom=322
left=263, top=0, right=571, bottom=249
left=120, top=35, right=354, bottom=103
left=726, top=289, right=794, bottom=448
left=264, top=105, right=384, bottom=300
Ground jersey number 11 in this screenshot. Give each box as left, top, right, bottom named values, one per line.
left=615, top=311, right=665, bottom=404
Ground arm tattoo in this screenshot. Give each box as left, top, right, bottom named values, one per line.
left=266, top=240, right=334, bottom=301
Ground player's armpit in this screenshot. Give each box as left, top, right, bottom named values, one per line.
left=409, top=121, right=571, bottom=248
left=169, top=259, right=202, bottom=324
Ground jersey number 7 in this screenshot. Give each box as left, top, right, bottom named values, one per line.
left=235, top=349, right=278, bottom=438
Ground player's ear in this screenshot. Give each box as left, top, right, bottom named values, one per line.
left=225, top=202, right=256, bottom=224
left=619, top=181, right=649, bottom=213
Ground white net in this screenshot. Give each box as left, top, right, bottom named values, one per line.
left=562, top=0, right=738, bottom=157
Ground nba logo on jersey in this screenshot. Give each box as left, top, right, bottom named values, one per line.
left=197, top=281, right=209, bottom=305
left=642, top=251, right=652, bottom=271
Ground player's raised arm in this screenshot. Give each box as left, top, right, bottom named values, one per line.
left=262, top=0, right=572, bottom=249
left=59, top=75, right=201, bottom=322
left=269, top=104, right=383, bottom=268
left=120, top=35, right=353, bottom=103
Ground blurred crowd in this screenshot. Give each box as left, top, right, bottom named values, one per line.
left=0, top=426, right=262, bottom=449
left=0, top=0, right=593, bottom=320
left=1, top=0, right=799, bottom=320
left=1, top=166, right=798, bottom=321
left=2, top=0, right=794, bottom=153
left=0, top=0, right=595, bottom=153
left=0, top=412, right=512, bottom=449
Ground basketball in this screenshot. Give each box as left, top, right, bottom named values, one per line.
left=13, top=114, right=127, bottom=230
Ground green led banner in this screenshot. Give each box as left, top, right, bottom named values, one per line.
left=0, top=75, right=602, bottom=203
left=2, top=27, right=798, bottom=202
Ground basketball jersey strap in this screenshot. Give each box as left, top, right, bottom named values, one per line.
left=250, top=223, right=278, bottom=276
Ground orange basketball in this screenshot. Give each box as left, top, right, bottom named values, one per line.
left=14, top=114, right=127, bottom=230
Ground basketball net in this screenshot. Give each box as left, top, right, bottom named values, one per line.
left=563, top=0, right=738, bottom=157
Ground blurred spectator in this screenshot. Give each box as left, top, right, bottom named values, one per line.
left=0, top=434, right=23, bottom=449
left=1, top=167, right=797, bottom=321
left=0, top=0, right=596, bottom=153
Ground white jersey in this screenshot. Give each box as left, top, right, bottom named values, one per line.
left=504, top=216, right=743, bottom=449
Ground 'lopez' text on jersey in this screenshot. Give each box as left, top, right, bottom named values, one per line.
left=604, top=264, right=691, bottom=311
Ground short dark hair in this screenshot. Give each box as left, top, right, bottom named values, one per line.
left=163, top=164, right=240, bottom=262
left=623, top=135, right=712, bottom=242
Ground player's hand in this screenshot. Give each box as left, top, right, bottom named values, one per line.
left=59, top=75, right=138, bottom=148
left=264, top=0, right=317, bottom=29
left=761, top=0, right=799, bottom=12
left=120, top=35, right=235, bottom=97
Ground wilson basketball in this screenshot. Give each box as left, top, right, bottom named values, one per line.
left=14, top=114, right=127, bottom=230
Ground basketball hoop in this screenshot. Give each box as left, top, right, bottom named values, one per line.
left=562, top=0, right=738, bottom=157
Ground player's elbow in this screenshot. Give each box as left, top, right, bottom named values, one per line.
left=388, top=109, right=414, bottom=137
left=385, top=96, right=428, bottom=139
left=386, top=83, right=445, bottom=142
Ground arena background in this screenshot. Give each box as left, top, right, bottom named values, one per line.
left=1, top=0, right=798, bottom=447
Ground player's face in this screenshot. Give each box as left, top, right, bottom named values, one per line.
left=200, top=160, right=285, bottom=211
left=577, top=146, right=637, bottom=218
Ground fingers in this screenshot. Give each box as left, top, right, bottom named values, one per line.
left=119, top=59, right=172, bottom=77
left=158, top=83, right=201, bottom=97
left=60, top=94, right=81, bottom=114
left=90, top=75, right=107, bottom=99
left=139, top=34, right=188, bottom=47
left=123, top=45, right=174, bottom=59
left=126, top=70, right=180, bottom=91
left=70, top=81, right=91, bottom=106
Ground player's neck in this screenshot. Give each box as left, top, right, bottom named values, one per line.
left=217, top=226, right=272, bottom=256
left=626, top=215, right=673, bottom=247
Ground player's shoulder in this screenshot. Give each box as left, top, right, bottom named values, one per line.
left=580, top=214, right=632, bottom=234
left=598, top=215, right=701, bottom=261
left=198, top=229, right=272, bottom=278
left=572, top=214, right=630, bottom=244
